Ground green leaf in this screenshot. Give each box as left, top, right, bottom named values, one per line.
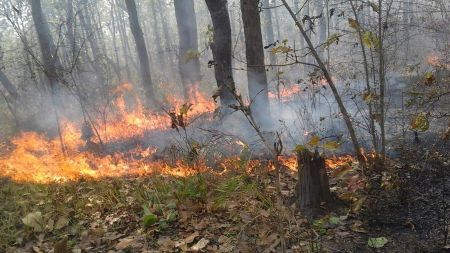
left=143, top=204, right=151, bottom=215
left=158, top=219, right=168, bottom=230
left=329, top=216, right=340, bottom=226
left=166, top=211, right=177, bottom=222
left=143, top=213, right=158, bottom=227
left=166, top=201, right=177, bottom=210
left=362, top=31, right=380, bottom=49
left=368, top=237, right=388, bottom=248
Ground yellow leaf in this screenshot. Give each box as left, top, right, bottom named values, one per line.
left=179, top=103, right=192, bottom=115
left=362, top=91, right=377, bottom=102
left=271, top=45, right=293, bottom=54
left=323, top=141, right=341, bottom=151
left=410, top=113, right=429, bottom=132
left=294, top=145, right=308, bottom=152
left=183, top=50, right=200, bottom=63
left=362, top=31, right=380, bottom=49
left=423, top=72, right=435, bottom=85
left=308, top=135, right=321, bottom=147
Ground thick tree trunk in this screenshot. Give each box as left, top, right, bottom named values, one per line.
left=205, top=0, right=237, bottom=109
left=240, top=0, right=271, bottom=126
left=315, top=0, right=327, bottom=60
left=125, top=0, right=155, bottom=104
left=30, top=0, right=66, bottom=153
left=174, top=0, right=202, bottom=100
left=297, top=149, right=331, bottom=215
left=263, top=0, right=276, bottom=66
left=0, top=70, right=19, bottom=99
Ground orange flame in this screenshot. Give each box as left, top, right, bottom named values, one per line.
left=0, top=83, right=215, bottom=183
left=269, top=85, right=301, bottom=102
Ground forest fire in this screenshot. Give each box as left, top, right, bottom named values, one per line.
left=0, top=83, right=355, bottom=184
left=104, top=83, right=216, bottom=141
left=0, top=83, right=217, bottom=183
left=268, top=84, right=302, bottom=102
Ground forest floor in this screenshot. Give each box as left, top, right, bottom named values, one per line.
left=1, top=141, right=449, bottom=253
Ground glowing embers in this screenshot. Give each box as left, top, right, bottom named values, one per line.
left=275, top=155, right=355, bottom=171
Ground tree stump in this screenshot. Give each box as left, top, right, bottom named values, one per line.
left=297, top=149, right=331, bottom=215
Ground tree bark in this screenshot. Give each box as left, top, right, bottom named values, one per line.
left=174, top=0, right=202, bottom=100
left=78, top=7, right=106, bottom=88
left=314, top=0, right=327, bottom=60
left=263, top=0, right=276, bottom=66
left=66, top=0, right=76, bottom=64
left=149, top=0, right=164, bottom=67
left=205, top=0, right=237, bottom=109
left=297, top=149, right=331, bottom=215
left=125, top=0, right=156, bottom=104
left=30, top=0, right=66, bottom=153
left=115, top=0, right=133, bottom=80
left=240, top=0, right=271, bottom=126
left=0, top=70, right=19, bottom=99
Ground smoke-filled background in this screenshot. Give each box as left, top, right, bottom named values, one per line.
left=0, top=0, right=448, bottom=156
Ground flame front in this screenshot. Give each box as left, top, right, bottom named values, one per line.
left=0, top=83, right=355, bottom=184
left=0, top=84, right=215, bottom=183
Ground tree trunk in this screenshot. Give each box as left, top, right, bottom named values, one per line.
left=314, top=0, right=327, bottom=60
left=78, top=8, right=106, bottom=88
left=110, top=4, right=123, bottom=82
left=378, top=0, right=386, bottom=161
left=0, top=70, right=19, bottom=99
left=174, top=0, right=202, bottom=100
left=66, top=0, right=76, bottom=64
left=156, top=0, right=175, bottom=62
left=240, top=0, right=271, bottom=126
left=149, top=0, right=165, bottom=69
left=297, top=149, right=331, bottom=215
left=263, top=0, right=276, bottom=66
left=115, top=0, right=133, bottom=80
left=205, top=0, right=237, bottom=109
left=30, top=0, right=66, bottom=154
left=125, top=0, right=156, bottom=104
